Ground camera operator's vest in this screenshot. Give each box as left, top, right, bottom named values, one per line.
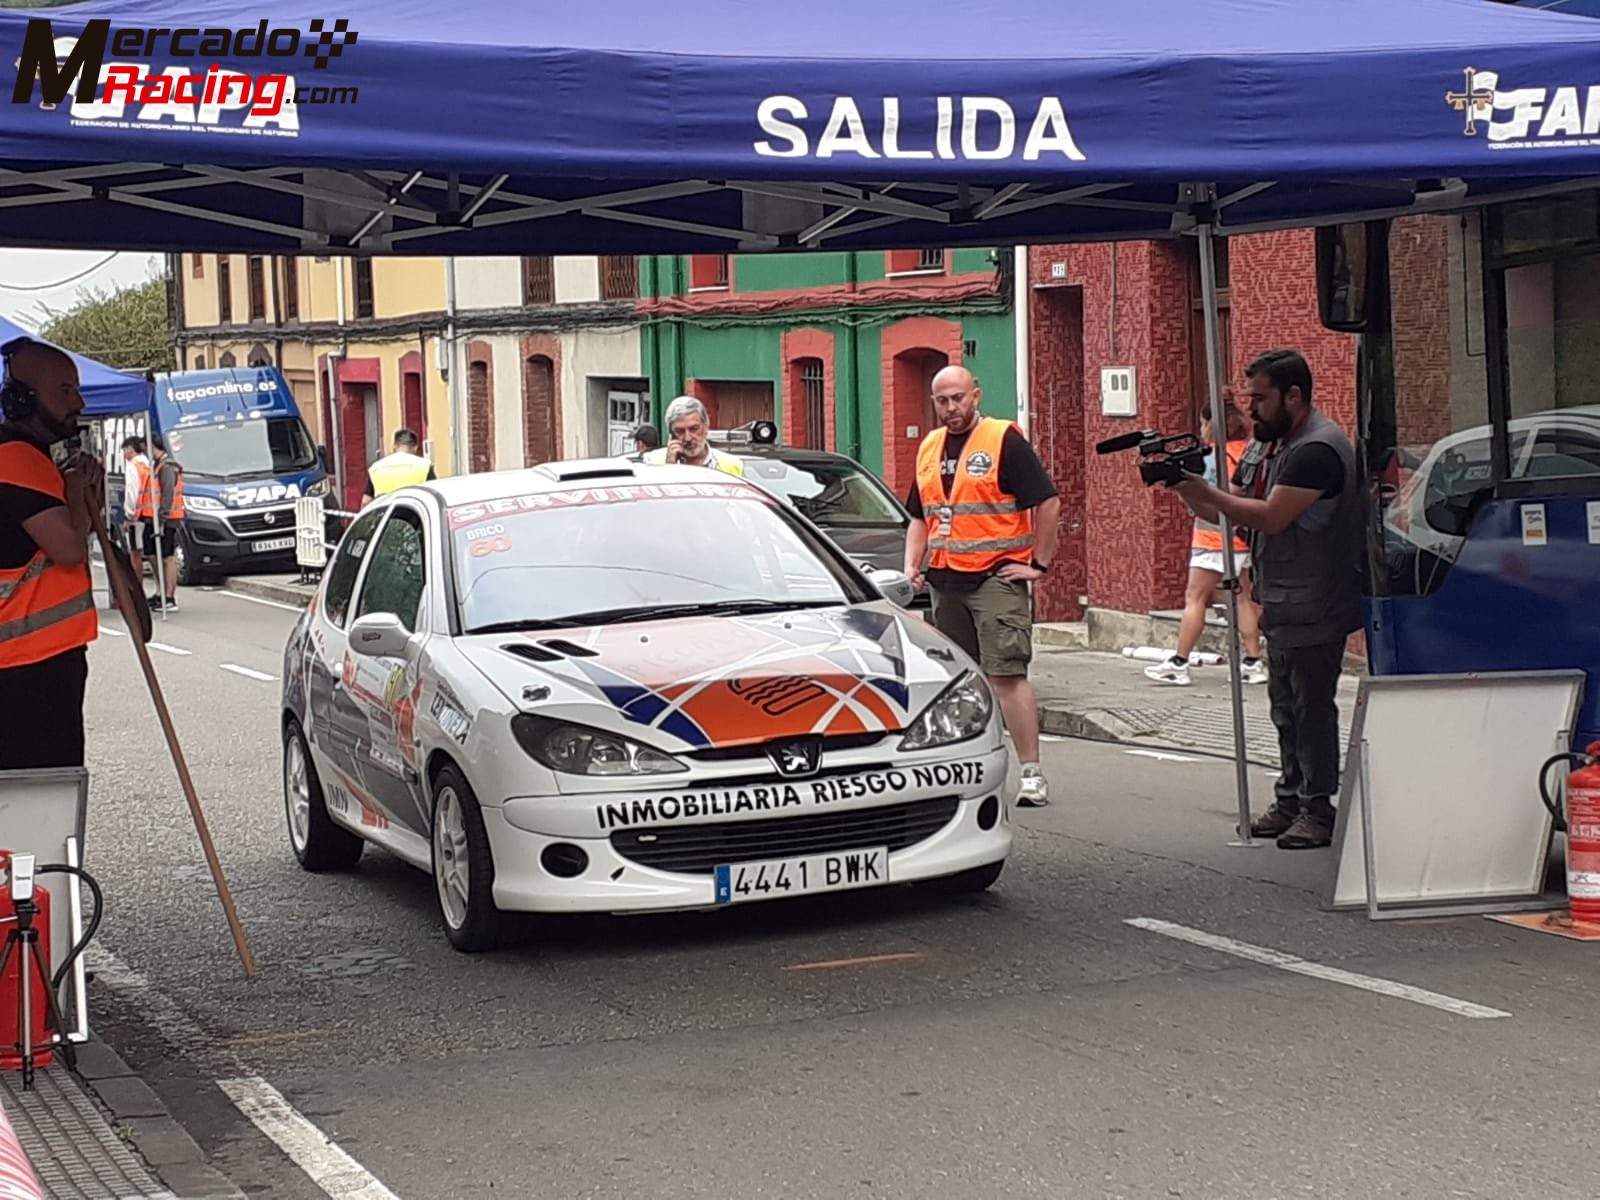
left=1250, top=409, right=1364, bottom=648
left=916, top=417, right=1033, bottom=574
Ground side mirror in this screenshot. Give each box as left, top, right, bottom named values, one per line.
left=317, top=445, right=331, bottom=472
left=863, top=566, right=915, bottom=609
left=347, top=612, right=414, bottom=659
left=1315, top=220, right=1389, bottom=333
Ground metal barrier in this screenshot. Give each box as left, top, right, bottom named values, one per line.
left=295, top=499, right=360, bottom=584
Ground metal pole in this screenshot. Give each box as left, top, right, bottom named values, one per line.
left=1196, top=218, right=1256, bottom=847
left=445, top=256, right=462, bottom=475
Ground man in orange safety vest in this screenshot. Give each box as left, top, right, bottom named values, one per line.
left=0, top=338, right=101, bottom=769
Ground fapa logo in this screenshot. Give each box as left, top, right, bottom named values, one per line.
left=10, top=17, right=358, bottom=135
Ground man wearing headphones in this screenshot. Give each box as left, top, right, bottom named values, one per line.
left=0, top=338, right=102, bottom=770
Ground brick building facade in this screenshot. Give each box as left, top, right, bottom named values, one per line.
left=1024, top=229, right=1358, bottom=624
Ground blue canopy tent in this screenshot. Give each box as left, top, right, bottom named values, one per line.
left=0, top=312, right=148, bottom=416
left=4, top=0, right=1600, bottom=838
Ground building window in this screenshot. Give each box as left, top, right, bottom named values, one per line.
left=800, top=358, right=826, bottom=451
left=192, top=354, right=205, bottom=370
left=600, top=255, right=638, bottom=301
left=220, top=350, right=237, bottom=367
left=521, top=256, right=554, bottom=306
left=247, top=256, right=267, bottom=321
left=689, top=255, right=730, bottom=291
left=886, top=248, right=947, bottom=276
left=191, top=255, right=204, bottom=279
left=247, top=343, right=272, bottom=367
left=282, top=258, right=299, bottom=321
left=217, top=256, right=232, bottom=323
left=353, top=258, right=375, bottom=319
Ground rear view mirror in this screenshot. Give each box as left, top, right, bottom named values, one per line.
left=863, top=566, right=914, bottom=609
left=1316, top=220, right=1389, bottom=333
left=348, top=612, right=414, bottom=659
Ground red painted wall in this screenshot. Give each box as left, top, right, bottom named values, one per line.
left=1028, top=229, right=1359, bottom=621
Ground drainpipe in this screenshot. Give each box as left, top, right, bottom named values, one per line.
left=839, top=252, right=860, bottom=459
left=445, top=256, right=462, bottom=475
left=1013, top=246, right=1030, bottom=438
left=326, top=258, right=347, bottom=504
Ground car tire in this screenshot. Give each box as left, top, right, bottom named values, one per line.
left=916, top=859, right=1004, bottom=895
left=430, top=764, right=506, bottom=954
left=283, top=719, right=364, bottom=872
left=174, top=533, right=217, bottom=588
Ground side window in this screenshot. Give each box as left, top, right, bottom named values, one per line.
left=322, top=508, right=385, bottom=629
left=353, top=507, right=427, bottom=633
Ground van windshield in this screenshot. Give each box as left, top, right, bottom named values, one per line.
left=170, top=417, right=317, bottom=480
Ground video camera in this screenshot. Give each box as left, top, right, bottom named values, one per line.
left=1094, top=429, right=1210, bottom=488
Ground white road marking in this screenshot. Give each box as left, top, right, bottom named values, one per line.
left=147, top=641, right=191, bottom=656
left=100, top=627, right=126, bottom=637
left=218, top=1077, right=402, bottom=1200
left=86, top=948, right=402, bottom=1198
left=1124, top=749, right=1203, bottom=763
left=221, top=589, right=306, bottom=614
left=221, top=663, right=276, bottom=682
left=1125, top=917, right=1511, bottom=1020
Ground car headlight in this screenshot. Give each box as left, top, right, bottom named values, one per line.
left=510, top=714, right=688, bottom=776
left=305, top=478, right=332, bottom=498
left=898, top=672, right=994, bottom=751
left=186, top=495, right=225, bottom=512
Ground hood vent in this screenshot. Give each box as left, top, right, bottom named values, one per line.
left=500, top=639, right=599, bottom=663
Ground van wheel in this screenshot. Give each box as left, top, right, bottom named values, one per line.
left=174, top=535, right=215, bottom=587
left=283, top=719, right=364, bottom=871
left=430, top=765, right=507, bottom=953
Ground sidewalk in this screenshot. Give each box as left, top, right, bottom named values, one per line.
left=0, top=1040, right=240, bottom=1199
left=1031, top=643, right=1361, bottom=768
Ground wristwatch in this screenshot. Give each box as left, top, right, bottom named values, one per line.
left=1031, top=558, right=1050, bottom=574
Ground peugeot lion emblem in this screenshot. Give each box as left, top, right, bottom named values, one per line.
left=772, top=740, right=820, bottom=778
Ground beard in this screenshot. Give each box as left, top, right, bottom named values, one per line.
left=1252, top=412, right=1291, bottom=441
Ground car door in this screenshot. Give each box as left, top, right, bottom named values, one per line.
left=303, top=505, right=386, bottom=806
left=342, top=501, right=432, bottom=839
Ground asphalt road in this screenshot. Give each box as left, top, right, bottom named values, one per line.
left=74, top=585, right=1600, bottom=1200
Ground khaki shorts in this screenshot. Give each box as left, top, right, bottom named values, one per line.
left=929, top=575, right=1033, bottom=677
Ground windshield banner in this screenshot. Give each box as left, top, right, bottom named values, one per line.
left=448, top=481, right=765, bottom=531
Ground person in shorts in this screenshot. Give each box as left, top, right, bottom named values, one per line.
left=1145, top=396, right=1266, bottom=686
left=903, top=366, right=1061, bottom=807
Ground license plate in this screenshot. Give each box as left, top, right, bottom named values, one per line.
left=253, top=537, right=295, bottom=552
left=714, top=846, right=889, bottom=905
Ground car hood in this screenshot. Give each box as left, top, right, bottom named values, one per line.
left=455, top=603, right=970, bottom=752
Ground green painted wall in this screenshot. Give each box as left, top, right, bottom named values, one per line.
left=733, top=252, right=852, bottom=294
left=636, top=249, right=1016, bottom=481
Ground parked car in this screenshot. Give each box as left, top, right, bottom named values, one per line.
left=279, top=458, right=1012, bottom=952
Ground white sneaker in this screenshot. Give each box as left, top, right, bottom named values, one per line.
left=1240, top=658, right=1268, bottom=685
left=1016, top=763, right=1049, bottom=808
left=1143, top=656, right=1191, bottom=686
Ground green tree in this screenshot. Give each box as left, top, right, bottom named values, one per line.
left=29, top=275, right=172, bottom=373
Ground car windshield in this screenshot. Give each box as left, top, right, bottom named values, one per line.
left=448, top=481, right=865, bottom=632
left=737, top=457, right=905, bottom=526
left=169, top=417, right=317, bottom=481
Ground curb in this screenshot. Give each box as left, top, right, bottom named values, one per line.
left=1038, top=701, right=1283, bottom=770
left=72, top=1040, right=244, bottom=1200
left=224, top=575, right=314, bottom=608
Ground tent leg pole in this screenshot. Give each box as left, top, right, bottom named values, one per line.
left=1196, top=218, right=1257, bottom=848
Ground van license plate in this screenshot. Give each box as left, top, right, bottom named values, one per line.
left=253, top=537, right=295, bottom=552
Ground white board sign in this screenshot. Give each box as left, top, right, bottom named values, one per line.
left=1587, top=500, right=1600, bottom=545
left=1326, top=671, right=1582, bottom=917
left=1520, top=503, right=1547, bottom=546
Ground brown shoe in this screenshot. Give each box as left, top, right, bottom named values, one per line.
left=1245, top=805, right=1296, bottom=838
left=1277, top=812, right=1334, bottom=850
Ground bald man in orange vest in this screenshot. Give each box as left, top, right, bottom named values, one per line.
left=903, top=366, right=1061, bottom=807
left=0, top=338, right=101, bottom=770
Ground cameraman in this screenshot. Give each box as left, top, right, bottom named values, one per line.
left=1172, top=349, right=1362, bottom=851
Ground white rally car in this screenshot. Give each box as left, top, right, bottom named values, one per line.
left=280, top=459, right=1012, bottom=951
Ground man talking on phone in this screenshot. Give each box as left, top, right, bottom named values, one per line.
left=0, top=338, right=102, bottom=770
left=641, top=396, right=745, bottom=478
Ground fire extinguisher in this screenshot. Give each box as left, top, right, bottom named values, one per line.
left=1539, top=741, right=1600, bottom=926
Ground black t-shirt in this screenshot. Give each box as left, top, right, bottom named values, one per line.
left=0, top=431, right=61, bottom=570
left=1272, top=442, right=1345, bottom=497
left=905, top=425, right=1058, bottom=587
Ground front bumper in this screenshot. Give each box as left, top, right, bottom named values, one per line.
left=482, top=745, right=1012, bottom=914
left=183, top=505, right=303, bottom=573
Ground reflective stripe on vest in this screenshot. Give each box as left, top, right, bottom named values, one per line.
left=0, top=440, right=97, bottom=668
left=139, top=459, right=185, bottom=522
left=1192, top=439, right=1250, bottom=553
left=916, top=416, right=1033, bottom=573
left=368, top=452, right=433, bottom=496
